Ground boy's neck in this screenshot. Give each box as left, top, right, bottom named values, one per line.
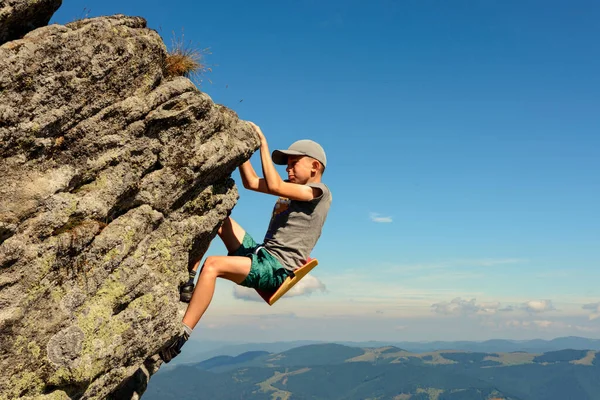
left=306, top=176, right=322, bottom=184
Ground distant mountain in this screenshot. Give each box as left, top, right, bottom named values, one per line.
left=275, top=343, right=365, bottom=366
left=165, top=340, right=325, bottom=368
left=353, top=336, right=600, bottom=354
left=547, top=336, right=600, bottom=350
left=146, top=342, right=600, bottom=399
left=196, top=351, right=271, bottom=371
left=168, top=336, right=600, bottom=367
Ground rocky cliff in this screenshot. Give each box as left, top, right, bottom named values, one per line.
left=0, top=3, right=259, bottom=399
left=0, top=0, right=62, bottom=45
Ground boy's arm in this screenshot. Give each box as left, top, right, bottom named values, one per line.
left=239, top=160, right=269, bottom=193
left=247, top=122, right=320, bottom=202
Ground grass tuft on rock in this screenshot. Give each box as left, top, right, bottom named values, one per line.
left=165, top=31, right=211, bottom=82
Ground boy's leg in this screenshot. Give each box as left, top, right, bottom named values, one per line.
left=180, top=217, right=247, bottom=302
left=217, top=217, right=247, bottom=254
left=182, top=255, right=251, bottom=329
left=160, top=255, right=251, bottom=363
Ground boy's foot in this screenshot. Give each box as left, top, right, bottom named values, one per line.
left=159, top=331, right=190, bottom=363
left=179, top=281, right=194, bottom=303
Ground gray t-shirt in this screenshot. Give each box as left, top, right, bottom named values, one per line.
left=263, top=182, right=331, bottom=271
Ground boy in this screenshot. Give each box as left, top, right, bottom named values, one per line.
left=159, top=122, right=331, bottom=363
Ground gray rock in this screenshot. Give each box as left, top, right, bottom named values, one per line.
left=0, top=0, right=62, bottom=45
left=0, top=14, right=259, bottom=400
left=46, top=326, right=85, bottom=368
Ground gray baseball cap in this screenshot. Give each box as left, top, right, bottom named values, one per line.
left=272, top=140, right=327, bottom=169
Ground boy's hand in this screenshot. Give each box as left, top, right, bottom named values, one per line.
left=248, top=122, right=266, bottom=144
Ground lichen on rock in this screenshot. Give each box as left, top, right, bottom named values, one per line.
left=0, top=5, right=258, bottom=400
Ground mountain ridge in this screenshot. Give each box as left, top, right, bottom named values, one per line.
left=164, top=335, right=600, bottom=368
left=146, top=342, right=600, bottom=399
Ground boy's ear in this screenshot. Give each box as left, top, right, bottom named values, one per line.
left=315, top=160, right=325, bottom=175
left=311, top=159, right=321, bottom=173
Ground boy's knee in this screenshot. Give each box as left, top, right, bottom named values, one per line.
left=200, top=256, right=220, bottom=276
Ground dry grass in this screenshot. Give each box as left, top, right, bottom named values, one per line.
left=571, top=350, right=596, bottom=366
left=416, top=388, right=444, bottom=400
left=257, top=368, right=311, bottom=400
left=165, top=30, right=212, bottom=84
left=483, top=352, right=537, bottom=366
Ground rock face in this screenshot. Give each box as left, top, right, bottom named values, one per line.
left=0, top=0, right=63, bottom=45
left=0, top=10, right=258, bottom=400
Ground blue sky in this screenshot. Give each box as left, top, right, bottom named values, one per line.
left=51, top=1, right=599, bottom=342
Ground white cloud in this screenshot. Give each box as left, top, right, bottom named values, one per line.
left=233, top=274, right=326, bottom=302
left=533, top=320, right=553, bottom=328
left=286, top=274, right=327, bottom=296
left=503, top=319, right=565, bottom=330
left=198, top=301, right=600, bottom=342
left=582, top=302, right=600, bottom=320
left=575, top=325, right=600, bottom=333
left=232, top=286, right=265, bottom=302
left=499, top=306, right=514, bottom=312
left=431, top=297, right=501, bottom=316
left=505, top=320, right=522, bottom=328
left=256, top=312, right=297, bottom=319
left=521, top=300, right=555, bottom=314
left=369, top=212, right=392, bottom=223
left=430, top=298, right=562, bottom=318
left=477, top=302, right=502, bottom=315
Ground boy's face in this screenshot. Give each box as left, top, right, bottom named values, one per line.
left=286, top=155, right=319, bottom=184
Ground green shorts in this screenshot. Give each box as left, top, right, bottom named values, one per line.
left=231, top=233, right=292, bottom=291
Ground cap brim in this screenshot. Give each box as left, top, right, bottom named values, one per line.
left=272, top=149, right=305, bottom=165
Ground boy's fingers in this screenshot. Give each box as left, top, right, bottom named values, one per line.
left=248, top=122, right=265, bottom=137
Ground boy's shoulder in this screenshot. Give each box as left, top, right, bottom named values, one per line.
left=304, top=181, right=331, bottom=203
left=305, top=181, right=328, bottom=189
